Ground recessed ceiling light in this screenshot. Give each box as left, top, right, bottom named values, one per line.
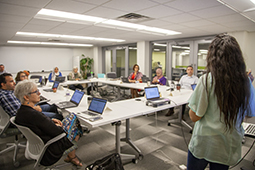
left=16, top=32, right=125, bottom=42
left=7, top=40, right=93, bottom=47
left=154, top=43, right=167, bottom=47
left=35, top=9, right=181, bottom=36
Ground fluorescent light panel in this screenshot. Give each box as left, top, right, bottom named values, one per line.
left=16, top=32, right=125, bottom=42
left=250, top=0, right=255, bottom=5
left=35, top=9, right=181, bottom=36
left=154, top=43, right=167, bottom=47
left=7, top=40, right=93, bottom=47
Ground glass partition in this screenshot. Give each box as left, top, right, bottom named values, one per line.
left=129, top=47, right=137, bottom=76
left=197, top=43, right=209, bottom=77
left=152, top=43, right=166, bottom=79
left=116, top=49, right=125, bottom=77
left=105, top=49, right=112, bottom=73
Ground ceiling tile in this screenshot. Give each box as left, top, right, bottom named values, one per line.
left=196, top=24, right=231, bottom=33
left=0, top=14, right=31, bottom=23
left=102, top=0, right=158, bottom=13
left=224, top=20, right=255, bottom=27
left=180, top=19, right=214, bottom=27
left=72, top=0, right=110, bottom=6
left=0, top=3, right=40, bottom=17
left=150, top=0, right=175, bottom=4
left=243, top=10, right=255, bottom=20
left=0, top=21, right=24, bottom=30
left=28, top=18, right=62, bottom=27
left=161, top=13, right=200, bottom=23
left=137, top=5, right=182, bottom=18
left=84, top=6, right=126, bottom=19
left=0, top=0, right=51, bottom=8
left=165, top=0, right=220, bottom=12
left=208, top=14, right=247, bottom=24
left=45, top=0, right=96, bottom=13
left=20, top=24, right=57, bottom=32
left=190, top=5, right=236, bottom=19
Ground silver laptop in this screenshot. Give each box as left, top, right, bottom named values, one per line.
left=55, top=90, right=85, bottom=109
left=79, top=97, right=107, bottom=119
left=144, top=86, right=166, bottom=101
left=43, top=81, right=60, bottom=92
left=243, top=122, right=255, bottom=138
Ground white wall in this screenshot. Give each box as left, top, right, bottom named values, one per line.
left=229, top=31, right=255, bottom=86
left=137, top=41, right=150, bottom=76
left=0, top=46, right=93, bottom=75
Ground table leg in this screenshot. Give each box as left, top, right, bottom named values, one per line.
left=114, top=121, right=138, bottom=162
left=168, top=105, right=192, bottom=130
left=91, top=83, right=94, bottom=96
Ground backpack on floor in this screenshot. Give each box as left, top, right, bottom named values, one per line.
left=85, top=153, right=124, bottom=170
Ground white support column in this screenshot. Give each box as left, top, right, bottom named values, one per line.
left=137, top=41, right=150, bottom=76
left=93, top=46, right=102, bottom=75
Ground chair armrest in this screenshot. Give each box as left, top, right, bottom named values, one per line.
left=44, top=133, right=66, bottom=148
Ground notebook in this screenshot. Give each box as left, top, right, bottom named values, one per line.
left=243, top=122, right=255, bottom=138
left=79, top=97, right=107, bottom=119
left=43, top=81, right=60, bottom=92
left=191, top=84, right=197, bottom=91
left=55, top=76, right=65, bottom=83
left=144, top=86, right=165, bottom=101
left=55, top=90, right=85, bottom=109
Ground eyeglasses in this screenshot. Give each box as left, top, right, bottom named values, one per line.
left=21, top=75, right=27, bottom=78
left=28, top=89, right=40, bottom=95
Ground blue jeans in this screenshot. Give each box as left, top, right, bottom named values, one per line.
left=187, top=150, right=229, bottom=170
left=40, top=104, right=63, bottom=120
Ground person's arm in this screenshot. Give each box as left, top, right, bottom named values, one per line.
left=128, top=73, right=135, bottom=83
left=59, top=72, right=62, bottom=77
left=48, top=73, right=53, bottom=82
left=136, top=72, right=143, bottom=81
left=1, top=93, right=20, bottom=117
left=152, top=76, right=158, bottom=84
left=68, top=73, right=75, bottom=80
left=189, top=109, right=202, bottom=122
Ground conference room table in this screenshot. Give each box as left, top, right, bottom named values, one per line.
left=39, top=81, right=193, bottom=163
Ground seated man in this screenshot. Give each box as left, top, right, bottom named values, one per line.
left=68, top=67, right=84, bottom=91
left=0, top=73, right=63, bottom=120
left=166, top=65, right=198, bottom=117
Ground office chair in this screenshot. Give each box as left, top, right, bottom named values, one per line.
left=10, top=117, right=69, bottom=170
left=0, top=107, right=26, bottom=167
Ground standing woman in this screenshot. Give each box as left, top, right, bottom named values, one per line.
left=128, top=64, right=143, bottom=98
left=48, top=67, right=62, bottom=82
left=187, top=34, right=255, bottom=170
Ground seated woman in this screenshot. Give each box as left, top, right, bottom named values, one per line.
left=151, top=68, right=166, bottom=85
left=128, top=64, right=143, bottom=98
left=68, top=67, right=84, bottom=91
left=14, top=80, right=83, bottom=167
left=48, top=67, right=62, bottom=82
left=15, top=71, right=28, bottom=84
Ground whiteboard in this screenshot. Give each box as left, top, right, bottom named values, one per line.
left=0, top=46, right=73, bottom=73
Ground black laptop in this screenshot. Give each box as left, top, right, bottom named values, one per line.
left=55, top=76, right=65, bottom=83
left=43, top=81, right=60, bottom=92
left=121, top=77, right=130, bottom=83
left=55, top=90, right=85, bottom=109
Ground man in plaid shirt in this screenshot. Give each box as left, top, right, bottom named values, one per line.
left=0, top=73, right=63, bottom=120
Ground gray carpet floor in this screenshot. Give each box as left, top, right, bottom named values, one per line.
left=1, top=107, right=255, bottom=170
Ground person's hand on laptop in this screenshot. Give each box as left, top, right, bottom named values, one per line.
left=33, top=105, right=42, bottom=112
left=52, top=118, right=63, bottom=127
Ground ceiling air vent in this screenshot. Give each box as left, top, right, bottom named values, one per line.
left=117, top=13, right=152, bottom=23
left=48, top=39, right=61, bottom=42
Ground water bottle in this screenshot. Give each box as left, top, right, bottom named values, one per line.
left=170, top=81, right=175, bottom=91
left=91, top=72, right=93, bottom=78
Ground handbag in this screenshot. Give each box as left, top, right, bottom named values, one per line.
left=62, top=112, right=82, bottom=141
left=85, top=153, right=124, bottom=170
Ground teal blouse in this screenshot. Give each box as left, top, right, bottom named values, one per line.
left=188, top=73, right=255, bottom=166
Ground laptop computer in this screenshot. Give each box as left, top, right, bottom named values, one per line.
left=144, top=86, right=170, bottom=107
left=122, top=77, right=130, bottom=83
left=43, top=81, right=60, bottom=92
left=55, top=90, right=85, bottom=109
left=243, top=122, right=255, bottom=138
left=79, top=97, right=107, bottom=119
left=55, top=76, right=65, bottom=83
left=191, top=84, right=197, bottom=91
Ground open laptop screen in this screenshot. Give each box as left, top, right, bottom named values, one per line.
left=144, top=86, right=160, bottom=100
left=88, top=98, right=107, bottom=114
left=70, top=90, right=84, bottom=104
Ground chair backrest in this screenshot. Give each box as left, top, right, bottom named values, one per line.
left=10, top=117, right=44, bottom=161
left=0, top=106, right=11, bottom=137
left=142, top=77, right=150, bottom=83
left=106, top=72, right=117, bottom=78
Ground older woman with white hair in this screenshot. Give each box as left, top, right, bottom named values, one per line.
left=14, top=80, right=83, bottom=167
left=152, top=68, right=166, bottom=85
left=68, top=67, right=84, bottom=91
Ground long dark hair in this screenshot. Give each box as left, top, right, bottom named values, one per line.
left=206, top=34, right=250, bottom=131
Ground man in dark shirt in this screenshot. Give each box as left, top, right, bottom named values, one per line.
left=0, top=73, right=63, bottom=120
